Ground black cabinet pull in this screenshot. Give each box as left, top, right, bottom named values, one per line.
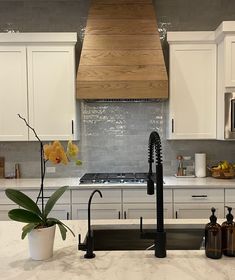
left=175, top=211, right=178, bottom=219
left=72, top=120, right=74, bottom=134
left=191, top=195, right=208, bottom=198
left=118, top=211, right=121, bottom=219
left=172, top=119, right=174, bottom=133
left=124, top=211, right=127, bottom=219
left=67, top=212, right=70, bottom=220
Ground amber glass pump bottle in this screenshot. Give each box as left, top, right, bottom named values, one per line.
left=222, top=206, right=235, bottom=257
left=205, top=207, right=222, bottom=259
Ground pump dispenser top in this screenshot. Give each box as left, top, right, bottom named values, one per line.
left=205, top=207, right=222, bottom=259
left=210, top=207, right=217, bottom=224
left=225, top=206, right=233, bottom=223
left=222, top=206, right=235, bottom=257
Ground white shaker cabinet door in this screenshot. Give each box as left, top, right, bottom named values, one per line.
left=168, top=44, right=216, bottom=139
left=72, top=203, right=122, bottom=220
left=123, top=203, right=173, bottom=219
left=224, top=36, right=235, bottom=87
left=48, top=204, right=71, bottom=221
left=27, top=46, right=76, bottom=141
left=174, top=203, right=224, bottom=219
left=0, top=205, right=18, bottom=221
left=0, top=46, right=28, bottom=140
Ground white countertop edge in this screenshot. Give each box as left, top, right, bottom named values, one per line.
left=1, top=176, right=235, bottom=190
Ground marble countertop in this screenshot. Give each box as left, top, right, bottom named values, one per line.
left=0, top=176, right=235, bottom=191
left=1, top=219, right=235, bottom=280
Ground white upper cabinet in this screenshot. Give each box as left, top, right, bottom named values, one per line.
left=0, top=33, right=77, bottom=141
left=224, top=36, right=235, bottom=87
left=167, top=32, right=217, bottom=140
left=27, top=46, right=76, bottom=140
left=0, top=46, right=28, bottom=140
left=215, top=22, right=235, bottom=139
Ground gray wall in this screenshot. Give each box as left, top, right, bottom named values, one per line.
left=0, top=0, right=235, bottom=178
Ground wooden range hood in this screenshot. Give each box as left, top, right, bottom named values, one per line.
left=76, top=0, right=168, bottom=99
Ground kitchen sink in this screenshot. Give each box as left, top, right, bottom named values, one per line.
left=83, top=228, right=205, bottom=251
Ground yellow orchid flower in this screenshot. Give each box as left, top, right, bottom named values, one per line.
left=67, top=140, right=79, bottom=158
left=43, top=141, right=68, bottom=165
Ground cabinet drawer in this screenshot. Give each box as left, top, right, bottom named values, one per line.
left=0, top=191, right=15, bottom=204
left=225, top=189, right=235, bottom=203
left=72, top=189, right=121, bottom=204
left=123, top=189, right=172, bottom=203
left=174, top=189, right=224, bottom=203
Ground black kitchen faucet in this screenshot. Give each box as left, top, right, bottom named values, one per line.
left=78, top=189, right=103, bottom=258
left=140, top=131, right=166, bottom=258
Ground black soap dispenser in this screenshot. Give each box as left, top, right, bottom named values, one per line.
left=222, top=206, right=235, bottom=257
left=205, top=207, right=222, bottom=259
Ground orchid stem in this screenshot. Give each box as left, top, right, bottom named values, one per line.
left=18, top=114, right=45, bottom=214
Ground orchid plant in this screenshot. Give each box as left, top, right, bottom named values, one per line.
left=5, top=114, right=81, bottom=240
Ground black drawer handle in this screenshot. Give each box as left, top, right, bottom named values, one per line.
left=191, top=195, right=208, bottom=198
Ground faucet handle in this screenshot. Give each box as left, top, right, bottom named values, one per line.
left=78, top=234, right=86, bottom=251
left=147, top=177, right=154, bottom=195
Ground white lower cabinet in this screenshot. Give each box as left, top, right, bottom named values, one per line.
left=174, top=188, right=225, bottom=219
left=122, top=188, right=173, bottom=219
left=174, top=203, right=224, bottom=219
left=48, top=204, right=71, bottom=220
left=71, top=189, right=122, bottom=220
left=0, top=204, right=17, bottom=221
left=0, top=190, right=18, bottom=220
left=72, top=203, right=122, bottom=220
left=22, top=189, right=71, bottom=221
left=225, top=189, right=235, bottom=214
left=0, top=186, right=231, bottom=221
left=123, top=203, right=172, bottom=219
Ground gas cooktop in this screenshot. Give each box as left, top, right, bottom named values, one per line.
left=79, top=172, right=156, bottom=184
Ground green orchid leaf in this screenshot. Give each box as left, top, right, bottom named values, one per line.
left=47, top=217, right=75, bottom=238
left=44, top=186, right=68, bottom=218
left=8, top=209, right=43, bottom=224
left=57, top=223, right=67, bottom=240
left=21, top=223, right=36, bottom=240
left=5, top=189, right=42, bottom=217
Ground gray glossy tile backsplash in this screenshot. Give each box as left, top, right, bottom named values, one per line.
left=1, top=0, right=235, bottom=178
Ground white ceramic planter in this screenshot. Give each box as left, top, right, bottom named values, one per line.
left=28, top=224, right=56, bottom=261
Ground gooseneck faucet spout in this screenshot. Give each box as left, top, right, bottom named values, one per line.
left=140, top=131, right=166, bottom=258
left=87, top=189, right=102, bottom=240
left=78, top=189, right=103, bottom=259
